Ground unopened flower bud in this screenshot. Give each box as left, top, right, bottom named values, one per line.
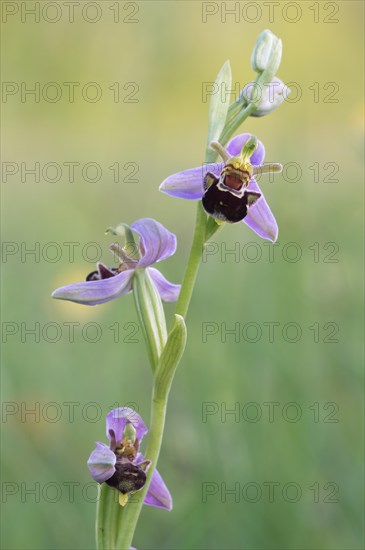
left=251, top=29, right=282, bottom=80
left=240, top=77, right=290, bottom=117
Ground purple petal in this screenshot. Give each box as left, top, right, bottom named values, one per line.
left=131, top=218, right=177, bottom=267
left=147, top=268, right=181, bottom=302
left=52, top=270, right=133, bottom=306
left=135, top=454, right=172, bottom=511
left=106, top=408, right=148, bottom=445
left=226, top=133, right=265, bottom=166
left=159, top=163, right=224, bottom=200
left=243, top=177, right=278, bottom=242
left=145, top=467, right=173, bottom=511
left=87, top=442, right=116, bottom=483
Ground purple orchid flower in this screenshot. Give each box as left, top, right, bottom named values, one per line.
left=52, top=218, right=180, bottom=306
left=159, top=133, right=281, bottom=242
left=88, top=407, right=172, bottom=510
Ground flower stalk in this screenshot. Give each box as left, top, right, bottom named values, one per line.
left=52, top=28, right=287, bottom=550
left=95, top=29, right=286, bottom=542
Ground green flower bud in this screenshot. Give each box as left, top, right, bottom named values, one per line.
left=133, top=269, right=167, bottom=371
left=155, top=315, right=186, bottom=399
left=251, top=29, right=282, bottom=80
left=240, top=77, right=290, bottom=117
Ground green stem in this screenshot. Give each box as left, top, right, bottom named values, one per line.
left=219, top=101, right=257, bottom=145
left=175, top=202, right=207, bottom=319
left=96, top=484, right=123, bottom=549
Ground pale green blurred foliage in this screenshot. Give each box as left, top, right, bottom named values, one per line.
left=1, top=2, right=363, bottom=549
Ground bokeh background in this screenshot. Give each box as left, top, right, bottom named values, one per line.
left=1, top=1, right=364, bottom=549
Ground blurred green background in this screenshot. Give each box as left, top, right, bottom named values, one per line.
left=1, top=1, right=364, bottom=549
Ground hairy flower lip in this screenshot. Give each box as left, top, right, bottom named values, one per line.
left=87, top=407, right=172, bottom=511
left=159, top=133, right=279, bottom=242
left=223, top=166, right=251, bottom=178
left=52, top=218, right=181, bottom=305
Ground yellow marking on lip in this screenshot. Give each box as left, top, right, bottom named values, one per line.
left=119, top=493, right=129, bottom=507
